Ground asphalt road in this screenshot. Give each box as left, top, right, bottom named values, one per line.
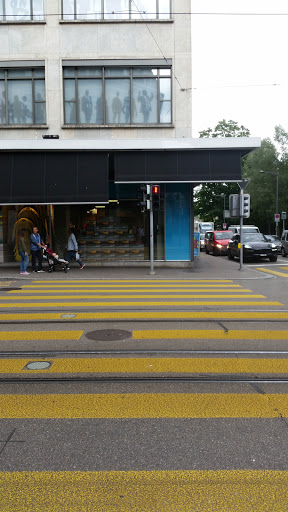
left=1, top=254, right=288, bottom=511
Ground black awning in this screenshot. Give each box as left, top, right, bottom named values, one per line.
left=114, top=150, right=242, bottom=183
left=0, top=151, right=109, bottom=204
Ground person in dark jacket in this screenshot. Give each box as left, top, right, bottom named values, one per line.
left=30, top=226, right=45, bottom=272
left=18, top=230, right=29, bottom=275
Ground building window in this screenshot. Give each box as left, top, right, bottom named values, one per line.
left=63, top=66, right=172, bottom=125
left=0, top=0, right=44, bottom=21
left=0, top=68, right=46, bottom=125
left=62, top=0, right=171, bottom=20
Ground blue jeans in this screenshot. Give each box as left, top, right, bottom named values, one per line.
left=67, top=250, right=83, bottom=267
left=20, top=251, right=29, bottom=272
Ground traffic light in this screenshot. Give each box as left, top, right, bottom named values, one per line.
left=152, top=185, right=160, bottom=210
left=136, top=184, right=150, bottom=211
left=241, top=193, right=250, bottom=218
left=229, top=194, right=240, bottom=217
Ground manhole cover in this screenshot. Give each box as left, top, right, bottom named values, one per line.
left=86, top=329, right=131, bottom=341
left=25, top=361, right=52, bottom=370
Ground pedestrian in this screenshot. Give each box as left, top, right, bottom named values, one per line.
left=66, top=228, right=85, bottom=269
left=18, top=230, right=29, bottom=275
left=30, top=226, right=45, bottom=273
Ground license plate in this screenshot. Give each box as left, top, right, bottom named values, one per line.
left=260, top=254, right=267, bottom=257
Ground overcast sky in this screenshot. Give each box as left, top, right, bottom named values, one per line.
left=190, top=0, right=288, bottom=140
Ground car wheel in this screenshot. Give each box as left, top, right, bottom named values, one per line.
left=227, top=250, right=234, bottom=260
left=269, top=255, right=277, bottom=262
left=281, top=247, right=287, bottom=257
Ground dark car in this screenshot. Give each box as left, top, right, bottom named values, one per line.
left=205, top=230, right=234, bottom=256
left=264, top=235, right=281, bottom=254
left=227, top=233, right=278, bottom=262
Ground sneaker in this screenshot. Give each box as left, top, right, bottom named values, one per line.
left=37, top=270, right=45, bottom=272
left=20, top=272, right=24, bottom=275
left=23, top=272, right=30, bottom=275
left=33, top=270, right=37, bottom=273
left=80, top=264, right=85, bottom=269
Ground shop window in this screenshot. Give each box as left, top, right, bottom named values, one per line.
left=62, top=0, right=171, bottom=20
left=0, top=0, right=44, bottom=21
left=63, top=65, right=172, bottom=125
left=0, top=67, right=46, bottom=126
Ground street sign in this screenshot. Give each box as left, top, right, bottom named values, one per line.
left=223, top=223, right=227, bottom=229
left=281, top=212, right=286, bottom=220
left=275, top=213, right=280, bottom=222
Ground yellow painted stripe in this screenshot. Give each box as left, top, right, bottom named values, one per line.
left=278, top=267, right=288, bottom=270
left=0, top=294, right=266, bottom=299
left=255, top=268, right=288, bottom=278
left=32, top=279, right=234, bottom=283
left=0, top=470, right=287, bottom=512
left=22, top=283, right=242, bottom=288
left=1, top=357, right=288, bottom=375
left=0, top=311, right=287, bottom=321
left=0, top=393, right=288, bottom=418
left=0, top=330, right=83, bottom=341
left=133, top=329, right=288, bottom=340
left=0, top=301, right=282, bottom=308
left=11, top=287, right=253, bottom=293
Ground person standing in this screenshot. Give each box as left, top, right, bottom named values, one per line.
left=67, top=228, right=85, bottom=269
left=30, top=226, right=45, bottom=273
left=18, top=230, right=29, bottom=276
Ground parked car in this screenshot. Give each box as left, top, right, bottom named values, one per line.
left=205, top=230, right=234, bottom=256
left=199, top=233, right=205, bottom=251
left=229, top=225, right=260, bottom=234
left=227, top=233, right=278, bottom=262
left=281, top=230, right=288, bottom=257
left=265, top=234, right=281, bottom=254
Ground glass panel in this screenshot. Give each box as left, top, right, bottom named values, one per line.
left=0, top=70, right=4, bottom=78
left=165, top=184, right=191, bottom=261
left=76, top=0, right=102, bottom=20
left=0, top=81, right=6, bottom=124
left=159, top=77, right=171, bottom=100
left=133, top=67, right=157, bottom=76
left=33, top=68, right=45, bottom=78
left=65, top=102, right=76, bottom=123
left=77, top=67, right=102, bottom=77
left=0, top=1, right=3, bottom=20
left=158, top=0, right=170, bottom=19
left=32, top=0, right=44, bottom=20
left=160, top=101, right=171, bottom=123
left=131, top=0, right=156, bottom=19
left=62, top=0, right=75, bottom=20
left=34, top=80, right=45, bottom=101
left=5, top=0, right=31, bottom=20
left=7, top=80, right=33, bottom=124
left=105, top=79, right=130, bottom=124
left=104, top=0, right=129, bottom=20
left=64, top=79, right=76, bottom=101
left=105, top=68, right=130, bottom=77
left=132, top=78, right=157, bottom=123
left=159, top=68, right=171, bottom=76
left=77, top=79, right=103, bottom=124
left=35, top=102, right=46, bottom=124
left=7, top=69, right=32, bottom=78
left=63, top=68, right=76, bottom=78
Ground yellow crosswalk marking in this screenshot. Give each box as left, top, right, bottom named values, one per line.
left=0, top=301, right=282, bottom=308
left=1, top=393, right=287, bottom=418
left=0, top=293, right=267, bottom=299
left=0, top=311, right=287, bottom=321
left=21, top=283, right=243, bottom=288
left=0, top=331, right=82, bottom=341
left=31, top=279, right=234, bottom=283
left=10, top=288, right=254, bottom=293
left=255, top=268, right=288, bottom=277
left=0, top=470, right=287, bottom=512
left=1, top=357, right=288, bottom=375
left=133, top=329, right=288, bottom=340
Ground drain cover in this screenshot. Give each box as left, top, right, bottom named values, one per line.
left=61, top=314, right=76, bottom=319
left=86, top=329, right=131, bottom=341
left=25, top=361, right=52, bottom=370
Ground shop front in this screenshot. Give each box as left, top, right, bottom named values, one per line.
left=0, top=138, right=261, bottom=266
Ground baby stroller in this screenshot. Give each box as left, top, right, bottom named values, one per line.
left=43, top=246, right=68, bottom=273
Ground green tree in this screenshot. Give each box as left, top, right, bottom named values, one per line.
left=194, top=120, right=250, bottom=226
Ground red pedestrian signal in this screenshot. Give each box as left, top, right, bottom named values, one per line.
left=152, top=185, right=160, bottom=210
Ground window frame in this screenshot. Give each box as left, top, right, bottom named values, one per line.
left=0, top=67, right=46, bottom=126
left=0, top=0, right=45, bottom=22
left=63, top=64, right=172, bottom=127
left=61, top=0, right=172, bottom=21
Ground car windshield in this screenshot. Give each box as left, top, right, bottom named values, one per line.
left=266, top=235, right=280, bottom=242
left=242, top=233, right=267, bottom=243
left=215, top=231, right=233, bottom=240
left=200, top=234, right=205, bottom=240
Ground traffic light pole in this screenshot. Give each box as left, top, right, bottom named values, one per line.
left=149, top=184, right=155, bottom=275
left=239, top=188, right=244, bottom=271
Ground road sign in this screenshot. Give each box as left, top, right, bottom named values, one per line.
left=275, top=213, right=280, bottom=222
left=223, top=223, right=227, bottom=229
left=281, top=212, right=286, bottom=220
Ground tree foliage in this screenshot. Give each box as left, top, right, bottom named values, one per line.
left=199, top=119, right=250, bottom=139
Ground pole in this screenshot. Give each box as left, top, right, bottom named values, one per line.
left=149, top=184, right=155, bottom=275
left=223, top=195, right=226, bottom=227
left=239, top=188, right=244, bottom=271
left=276, top=173, right=279, bottom=236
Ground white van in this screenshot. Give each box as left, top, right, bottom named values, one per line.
left=229, top=225, right=260, bottom=234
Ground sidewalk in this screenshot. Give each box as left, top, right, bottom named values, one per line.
left=0, top=256, right=265, bottom=281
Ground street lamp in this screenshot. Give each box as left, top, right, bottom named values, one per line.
left=259, top=170, right=279, bottom=236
